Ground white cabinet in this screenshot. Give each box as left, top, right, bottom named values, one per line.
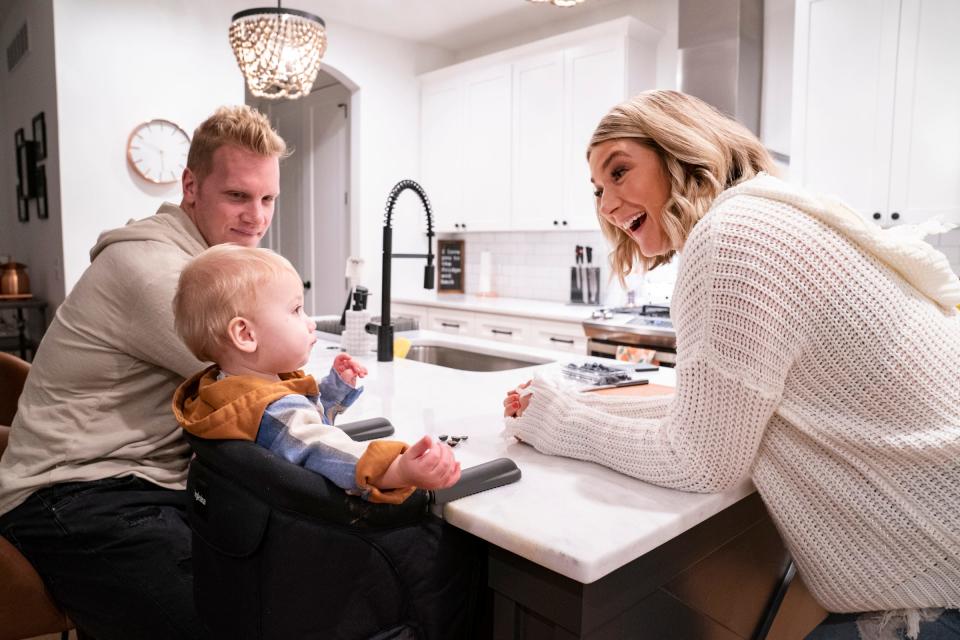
left=511, top=52, right=566, bottom=230
left=791, top=0, right=960, bottom=226
left=426, top=308, right=475, bottom=336
left=528, top=319, right=588, bottom=354
left=475, top=313, right=531, bottom=345
left=420, top=18, right=660, bottom=233
left=421, top=79, right=463, bottom=232
left=462, top=65, right=513, bottom=231
left=397, top=302, right=587, bottom=354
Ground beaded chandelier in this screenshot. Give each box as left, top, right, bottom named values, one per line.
left=228, top=4, right=327, bottom=100
left=527, top=0, right=586, bottom=7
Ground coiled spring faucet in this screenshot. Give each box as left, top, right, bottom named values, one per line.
left=377, top=179, right=435, bottom=361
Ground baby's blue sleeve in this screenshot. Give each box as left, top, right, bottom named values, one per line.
left=316, top=367, right=363, bottom=425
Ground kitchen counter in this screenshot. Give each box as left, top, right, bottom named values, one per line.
left=307, top=329, right=752, bottom=584
left=393, top=291, right=604, bottom=324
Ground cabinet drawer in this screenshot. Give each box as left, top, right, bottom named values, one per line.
left=391, top=303, right=428, bottom=329
left=529, top=319, right=586, bottom=354
left=475, top=313, right=531, bottom=344
left=426, top=308, right=475, bottom=335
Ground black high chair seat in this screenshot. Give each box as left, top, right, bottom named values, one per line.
left=185, top=420, right=492, bottom=640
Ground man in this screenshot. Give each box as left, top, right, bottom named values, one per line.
left=0, top=105, right=286, bottom=639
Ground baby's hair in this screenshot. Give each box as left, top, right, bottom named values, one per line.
left=174, top=244, right=299, bottom=362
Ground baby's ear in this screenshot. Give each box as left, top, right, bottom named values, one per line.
left=226, top=316, right=258, bottom=353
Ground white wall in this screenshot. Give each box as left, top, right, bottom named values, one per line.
left=0, top=0, right=64, bottom=306
left=761, top=0, right=794, bottom=165
left=52, top=0, right=245, bottom=292
left=47, top=0, right=451, bottom=312
left=316, top=22, right=454, bottom=316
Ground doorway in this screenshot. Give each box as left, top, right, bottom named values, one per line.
left=253, top=70, right=352, bottom=316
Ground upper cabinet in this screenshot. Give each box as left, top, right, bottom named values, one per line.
left=791, top=0, right=960, bottom=227
left=420, top=18, right=660, bottom=233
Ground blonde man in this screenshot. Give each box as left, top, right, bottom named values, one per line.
left=0, top=106, right=286, bottom=639
left=171, top=245, right=460, bottom=502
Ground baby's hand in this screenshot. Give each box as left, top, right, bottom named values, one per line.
left=386, top=435, right=460, bottom=490
left=503, top=380, right=533, bottom=417
left=333, top=353, right=367, bottom=387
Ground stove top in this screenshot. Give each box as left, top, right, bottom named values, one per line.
left=583, top=303, right=675, bottom=347
left=590, top=304, right=672, bottom=327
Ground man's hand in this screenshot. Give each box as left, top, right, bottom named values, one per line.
left=378, top=435, right=461, bottom=490
left=333, top=353, right=367, bottom=387
left=503, top=380, right=533, bottom=418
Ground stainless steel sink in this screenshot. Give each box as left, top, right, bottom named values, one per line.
left=404, top=344, right=550, bottom=372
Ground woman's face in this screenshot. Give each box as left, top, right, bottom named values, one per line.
left=588, top=139, right=673, bottom=257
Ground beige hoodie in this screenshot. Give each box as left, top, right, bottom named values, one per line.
left=0, top=203, right=208, bottom=516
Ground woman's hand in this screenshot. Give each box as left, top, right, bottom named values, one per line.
left=333, top=353, right=368, bottom=387
left=503, top=380, right=533, bottom=418
left=378, top=435, right=461, bottom=490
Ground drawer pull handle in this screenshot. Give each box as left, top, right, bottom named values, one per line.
left=549, top=337, right=574, bottom=344
left=441, top=322, right=460, bottom=329
left=491, top=329, right=513, bottom=336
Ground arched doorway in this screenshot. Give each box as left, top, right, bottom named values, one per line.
left=250, top=64, right=358, bottom=317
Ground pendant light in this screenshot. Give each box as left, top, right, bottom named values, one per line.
left=228, top=2, right=327, bottom=100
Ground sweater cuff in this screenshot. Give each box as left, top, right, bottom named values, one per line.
left=502, top=378, right=571, bottom=456
left=355, top=440, right=416, bottom=504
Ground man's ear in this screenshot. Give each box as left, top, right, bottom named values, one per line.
left=226, top=316, right=258, bottom=353
left=181, top=167, right=198, bottom=207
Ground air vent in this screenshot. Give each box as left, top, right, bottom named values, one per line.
left=6, top=23, right=29, bottom=72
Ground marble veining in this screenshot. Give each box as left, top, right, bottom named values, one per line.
left=307, top=330, right=754, bottom=584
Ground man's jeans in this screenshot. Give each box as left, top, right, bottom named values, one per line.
left=807, top=608, right=960, bottom=639
left=0, top=475, right=204, bottom=640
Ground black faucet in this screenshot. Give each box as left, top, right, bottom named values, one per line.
left=377, top=179, right=435, bottom=361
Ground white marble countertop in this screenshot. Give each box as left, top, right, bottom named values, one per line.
left=393, top=291, right=604, bottom=324
left=307, top=330, right=753, bottom=584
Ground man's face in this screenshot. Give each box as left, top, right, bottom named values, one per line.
left=182, top=145, right=280, bottom=247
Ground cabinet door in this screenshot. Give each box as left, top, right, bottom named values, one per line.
left=512, top=52, right=565, bottom=230
left=421, top=80, right=464, bottom=233
left=475, top=313, right=531, bottom=345
left=462, top=66, right=512, bottom=231
left=887, top=0, right=960, bottom=225
left=529, top=319, right=587, bottom=354
left=427, top=308, right=475, bottom=336
left=563, top=40, right=626, bottom=230
left=391, top=303, right=429, bottom=330
left=791, top=0, right=901, bottom=219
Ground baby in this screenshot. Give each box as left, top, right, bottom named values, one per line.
left=171, top=244, right=459, bottom=503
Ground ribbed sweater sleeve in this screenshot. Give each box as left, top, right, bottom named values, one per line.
left=505, top=211, right=803, bottom=492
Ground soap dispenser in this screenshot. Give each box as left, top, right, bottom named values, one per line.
left=341, top=286, right=371, bottom=354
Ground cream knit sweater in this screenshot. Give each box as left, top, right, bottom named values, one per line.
left=505, top=176, right=960, bottom=614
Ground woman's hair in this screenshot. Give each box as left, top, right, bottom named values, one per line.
left=173, top=244, right=298, bottom=362
left=588, top=90, right=778, bottom=283
left=186, top=105, right=289, bottom=185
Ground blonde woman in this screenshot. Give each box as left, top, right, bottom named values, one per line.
left=504, top=90, right=960, bottom=639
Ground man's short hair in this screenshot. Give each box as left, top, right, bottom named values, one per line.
left=174, top=244, right=299, bottom=362
left=186, top=105, right=289, bottom=184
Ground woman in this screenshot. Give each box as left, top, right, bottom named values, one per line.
left=504, top=90, right=960, bottom=639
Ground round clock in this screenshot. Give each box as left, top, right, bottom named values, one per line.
left=126, top=119, right=191, bottom=184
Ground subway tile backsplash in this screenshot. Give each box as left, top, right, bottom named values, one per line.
left=424, top=226, right=960, bottom=305
left=438, top=230, right=613, bottom=303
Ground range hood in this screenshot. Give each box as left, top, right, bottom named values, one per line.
left=678, top=0, right=763, bottom=135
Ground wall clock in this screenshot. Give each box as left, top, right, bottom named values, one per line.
left=126, top=119, right=191, bottom=184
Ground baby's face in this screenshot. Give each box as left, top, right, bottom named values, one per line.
left=249, top=270, right=317, bottom=373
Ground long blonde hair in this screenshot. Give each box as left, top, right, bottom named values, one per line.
left=588, top=90, right=777, bottom=283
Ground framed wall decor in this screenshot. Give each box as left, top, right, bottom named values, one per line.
left=35, top=165, right=48, bottom=219
left=14, top=127, right=24, bottom=146
left=32, top=112, right=46, bottom=161
left=16, top=184, right=28, bottom=223
left=16, top=140, right=37, bottom=198
left=437, top=239, right=465, bottom=293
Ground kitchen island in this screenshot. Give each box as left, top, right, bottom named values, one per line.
left=308, top=330, right=823, bottom=638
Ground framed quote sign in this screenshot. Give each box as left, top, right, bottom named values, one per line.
left=437, top=239, right=464, bottom=293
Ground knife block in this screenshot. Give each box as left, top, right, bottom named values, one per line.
left=569, top=266, right=584, bottom=303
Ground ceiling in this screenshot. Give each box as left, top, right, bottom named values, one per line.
left=291, top=0, right=625, bottom=52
